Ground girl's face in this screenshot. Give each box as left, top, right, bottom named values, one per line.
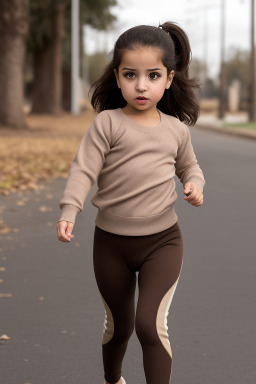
left=114, top=46, right=174, bottom=115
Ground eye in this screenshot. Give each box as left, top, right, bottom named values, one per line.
left=149, top=72, right=161, bottom=80
left=124, top=72, right=136, bottom=79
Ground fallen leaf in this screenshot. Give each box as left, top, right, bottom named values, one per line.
left=0, top=110, right=94, bottom=196
left=0, top=293, right=12, bottom=298
left=61, top=330, right=67, bottom=334
left=39, top=297, right=45, bottom=301
left=39, top=206, right=52, bottom=213
left=0, top=279, right=3, bottom=283
left=34, top=344, right=40, bottom=347
left=0, top=225, right=13, bottom=234
left=0, top=267, right=6, bottom=272
left=0, top=334, right=11, bottom=340
left=17, top=201, right=26, bottom=206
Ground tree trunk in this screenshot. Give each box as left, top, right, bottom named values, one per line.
left=0, top=0, right=28, bottom=129
left=32, top=2, right=66, bottom=114
left=62, top=67, right=71, bottom=111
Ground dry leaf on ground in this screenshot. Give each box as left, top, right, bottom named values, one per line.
left=16, top=201, right=26, bottom=206
left=0, top=224, right=13, bottom=234
left=0, top=110, right=95, bottom=195
left=0, top=334, right=11, bottom=340
left=39, top=206, right=52, bottom=213
left=0, top=293, right=12, bottom=298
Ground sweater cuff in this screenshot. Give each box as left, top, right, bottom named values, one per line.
left=59, top=205, right=81, bottom=224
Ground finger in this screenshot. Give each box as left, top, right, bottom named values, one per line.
left=57, top=222, right=70, bottom=242
left=66, top=222, right=74, bottom=239
left=196, top=195, right=204, bottom=206
left=191, top=194, right=204, bottom=207
left=184, top=189, right=196, bottom=200
left=185, top=191, right=201, bottom=205
left=184, top=182, right=192, bottom=196
left=56, top=222, right=63, bottom=240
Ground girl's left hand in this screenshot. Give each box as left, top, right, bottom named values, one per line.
left=184, top=182, right=204, bottom=207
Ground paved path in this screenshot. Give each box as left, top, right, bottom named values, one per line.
left=0, top=127, right=255, bottom=384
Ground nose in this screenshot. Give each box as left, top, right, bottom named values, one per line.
left=136, top=76, right=148, bottom=92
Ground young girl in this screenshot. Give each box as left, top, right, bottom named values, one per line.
left=57, top=22, right=205, bottom=384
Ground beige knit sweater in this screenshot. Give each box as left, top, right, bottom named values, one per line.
left=59, top=108, right=205, bottom=236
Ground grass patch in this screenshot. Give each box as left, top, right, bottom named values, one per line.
left=224, top=122, right=256, bottom=131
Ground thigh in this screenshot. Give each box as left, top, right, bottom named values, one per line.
left=93, top=226, right=136, bottom=322
left=136, top=223, right=183, bottom=347
left=138, top=222, right=183, bottom=307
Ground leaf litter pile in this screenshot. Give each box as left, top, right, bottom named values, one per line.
left=0, top=109, right=95, bottom=196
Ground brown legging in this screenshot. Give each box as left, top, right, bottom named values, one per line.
left=93, top=222, right=183, bottom=384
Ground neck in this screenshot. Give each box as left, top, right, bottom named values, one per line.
left=121, top=106, right=160, bottom=127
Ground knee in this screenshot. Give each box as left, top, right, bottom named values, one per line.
left=103, top=316, right=134, bottom=345
left=115, top=320, right=134, bottom=342
left=135, top=312, right=158, bottom=345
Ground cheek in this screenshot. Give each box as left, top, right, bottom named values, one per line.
left=119, top=80, right=132, bottom=94
left=155, top=82, right=169, bottom=97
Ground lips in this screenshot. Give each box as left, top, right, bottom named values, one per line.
left=136, top=96, right=148, bottom=105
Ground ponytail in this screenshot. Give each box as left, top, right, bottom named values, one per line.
left=158, top=22, right=200, bottom=126
left=90, top=21, right=200, bottom=125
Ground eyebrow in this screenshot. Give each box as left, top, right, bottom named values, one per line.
left=121, top=67, right=163, bottom=71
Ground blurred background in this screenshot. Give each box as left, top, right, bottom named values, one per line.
left=0, top=0, right=254, bottom=128
left=1, top=3, right=256, bottom=383
left=1, top=0, right=255, bottom=195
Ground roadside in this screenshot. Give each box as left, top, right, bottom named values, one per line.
left=0, top=108, right=95, bottom=196
left=196, top=111, right=256, bottom=141
left=0, top=106, right=255, bottom=200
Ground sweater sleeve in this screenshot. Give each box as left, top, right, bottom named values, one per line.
left=175, top=124, right=205, bottom=191
left=59, top=112, right=112, bottom=223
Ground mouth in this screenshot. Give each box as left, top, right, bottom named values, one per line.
left=136, top=96, right=148, bottom=105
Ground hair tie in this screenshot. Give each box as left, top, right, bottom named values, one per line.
left=158, top=24, right=170, bottom=36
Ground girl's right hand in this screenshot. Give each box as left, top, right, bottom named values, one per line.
left=57, top=220, right=74, bottom=242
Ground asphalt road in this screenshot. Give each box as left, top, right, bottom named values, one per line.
left=0, top=126, right=255, bottom=384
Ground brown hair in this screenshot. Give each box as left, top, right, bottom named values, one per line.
left=90, top=22, right=200, bottom=126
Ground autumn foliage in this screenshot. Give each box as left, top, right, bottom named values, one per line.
left=0, top=109, right=95, bottom=195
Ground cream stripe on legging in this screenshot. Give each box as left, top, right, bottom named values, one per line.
left=93, top=222, right=183, bottom=384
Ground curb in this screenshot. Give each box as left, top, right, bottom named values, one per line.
left=195, top=122, right=256, bottom=141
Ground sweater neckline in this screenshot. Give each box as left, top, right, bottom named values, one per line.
left=118, top=108, right=164, bottom=133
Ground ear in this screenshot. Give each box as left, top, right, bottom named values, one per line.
left=114, top=69, right=121, bottom=88
left=165, top=70, right=175, bottom=89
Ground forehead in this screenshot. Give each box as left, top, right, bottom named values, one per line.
left=119, top=46, right=165, bottom=69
